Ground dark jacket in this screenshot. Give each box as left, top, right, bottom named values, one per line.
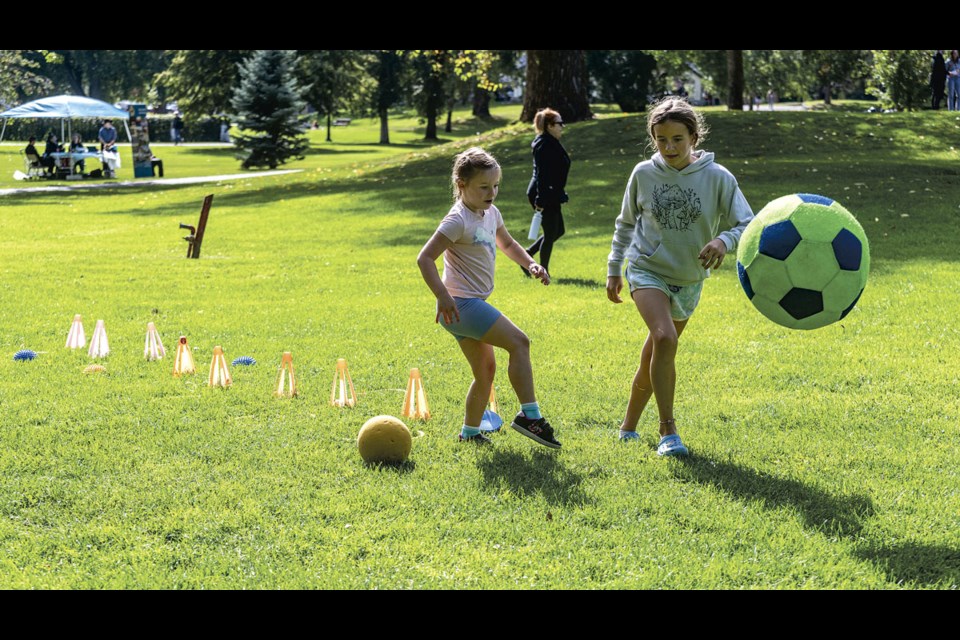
left=44, top=138, right=62, bottom=156
left=932, top=51, right=948, bottom=88
left=527, top=133, right=571, bottom=210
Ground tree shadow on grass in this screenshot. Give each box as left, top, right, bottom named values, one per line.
left=553, top=277, right=603, bottom=288
left=476, top=448, right=588, bottom=508
left=673, top=454, right=874, bottom=538
left=852, top=542, right=960, bottom=588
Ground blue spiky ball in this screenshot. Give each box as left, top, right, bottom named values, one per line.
left=232, top=356, right=256, bottom=366
left=13, top=349, right=37, bottom=362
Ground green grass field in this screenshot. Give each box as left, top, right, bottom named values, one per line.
left=1, top=103, right=959, bottom=589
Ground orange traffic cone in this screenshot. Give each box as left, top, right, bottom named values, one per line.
left=208, top=346, right=231, bottom=388
left=172, top=336, right=196, bottom=376
left=330, top=358, right=357, bottom=407
left=274, top=352, right=297, bottom=398
left=401, top=367, right=430, bottom=420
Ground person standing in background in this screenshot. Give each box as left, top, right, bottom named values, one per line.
left=931, top=50, right=947, bottom=110
left=946, top=50, right=960, bottom=111
left=524, top=108, right=571, bottom=278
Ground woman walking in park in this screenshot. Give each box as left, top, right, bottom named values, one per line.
left=417, top=147, right=561, bottom=449
left=606, top=98, right=754, bottom=456
left=946, top=50, right=960, bottom=111
left=524, top=107, right=571, bottom=278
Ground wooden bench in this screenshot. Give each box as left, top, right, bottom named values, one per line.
left=333, top=118, right=352, bottom=126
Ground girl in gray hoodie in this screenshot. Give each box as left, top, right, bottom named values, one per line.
left=606, top=98, right=754, bottom=457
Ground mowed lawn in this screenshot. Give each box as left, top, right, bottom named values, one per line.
left=1, top=104, right=959, bottom=589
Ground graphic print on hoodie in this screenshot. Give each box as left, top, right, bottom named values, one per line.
left=652, top=184, right=702, bottom=231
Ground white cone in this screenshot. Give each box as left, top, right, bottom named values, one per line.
left=88, top=320, right=110, bottom=358
left=66, top=314, right=86, bottom=349
left=144, top=322, right=166, bottom=361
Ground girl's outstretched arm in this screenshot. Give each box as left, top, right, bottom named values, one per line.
left=417, top=231, right=460, bottom=324
left=495, top=224, right=550, bottom=286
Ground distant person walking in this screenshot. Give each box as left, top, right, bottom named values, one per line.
left=931, top=50, right=947, bottom=110
left=767, top=89, right=777, bottom=111
left=172, top=112, right=185, bottom=145
left=946, top=50, right=960, bottom=111
left=524, top=107, right=571, bottom=278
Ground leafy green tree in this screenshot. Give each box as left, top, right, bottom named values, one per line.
left=587, top=50, right=657, bottom=112
left=649, top=50, right=749, bottom=109
left=649, top=50, right=726, bottom=100
left=368, top=50, right=405, bottom=144
left=298, top=50, right=371, bottom=142
left=231, top=50, right=308, bottom=169
left=407, top=50, right=453, bottom=141
left=157, top=50, right=251, bottom=117
left=521, top=50, right=592, bottom=123
left=42, top=50, right=166, bottom=102
left=472, top=50, right=522, bottom=118
left=869, top=50, right=930, bottom=111
left=804, top=50, right=870, bottom=105
left=0, top=50, right=51, bottom=103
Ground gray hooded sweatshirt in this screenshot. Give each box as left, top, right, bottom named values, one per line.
left=608, top=151, right=754, bottom=286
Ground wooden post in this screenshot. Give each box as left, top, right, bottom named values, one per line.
left=181, top=194, right=214, bottom=258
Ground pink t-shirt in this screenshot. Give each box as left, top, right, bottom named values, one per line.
left=436, top=200, right=503, bottom=299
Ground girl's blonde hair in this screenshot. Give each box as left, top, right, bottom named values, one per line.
left=451, top=147, right=500, bottom=199
left=647, top=97, right=709, bottom=148
left=533, top=107, right=562, bottom=135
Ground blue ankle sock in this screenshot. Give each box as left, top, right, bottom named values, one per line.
left=461, top=425, right=481, bottom=438
left=521, top=402, right=541, bottom=420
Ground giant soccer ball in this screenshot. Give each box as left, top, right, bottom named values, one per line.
left=736, top=194, right=869, bottom=330
left=357, top=415, right=412, bottom=464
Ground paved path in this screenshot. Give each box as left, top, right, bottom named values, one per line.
left=0, top=169, right=302, bottom=197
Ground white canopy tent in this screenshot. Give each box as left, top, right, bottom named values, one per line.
left=0, top=95, right=131, bottom=143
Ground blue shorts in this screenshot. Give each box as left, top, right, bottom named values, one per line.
left=439, top=297, right=502, bottom=342
left=625, top=265, right=703, bottom=321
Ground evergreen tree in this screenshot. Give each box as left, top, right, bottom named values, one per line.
left=231, top=50, right=308, bottom=170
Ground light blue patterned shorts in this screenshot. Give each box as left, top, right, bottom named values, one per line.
left=625, top=265, right=703, bottom=321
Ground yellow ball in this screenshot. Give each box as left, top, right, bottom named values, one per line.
left=357, top=415, right=412, bottom=464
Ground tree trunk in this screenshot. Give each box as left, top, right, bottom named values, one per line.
left=521, top=50, right=592, bottom=123
left=61, top=53, right=86, bottom=97
left=822, top=84, right=832, bottom=105
left=424, top=76, right=443, bottom=141
left=379, top=107, right=390, bottom=145
left=445, top=107, right=453, bottom=133
left=473, top=88, right=491, bottom=118
left=326, top=113, right=332, bottom=142
left=726, top=50, right=745, bottom=111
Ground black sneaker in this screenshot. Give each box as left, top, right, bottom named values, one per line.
left=459, top=432, right=492, bottom=445
left=510, top=412, right=561, bottom=449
